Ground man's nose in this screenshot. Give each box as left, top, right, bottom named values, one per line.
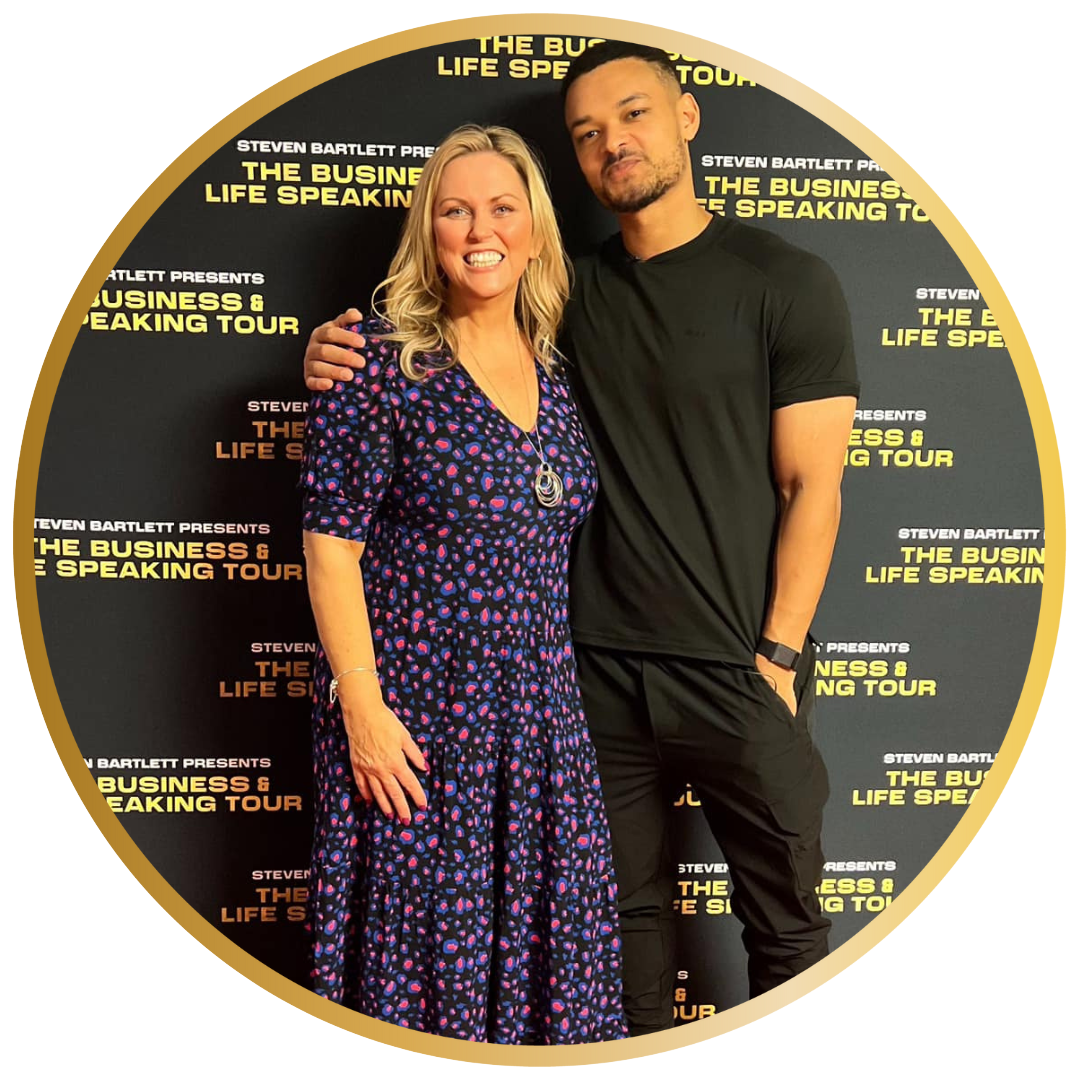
left=603, top=125, right=629, bottom=158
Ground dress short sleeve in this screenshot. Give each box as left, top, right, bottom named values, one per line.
left=768, top=252, right=860, bottom=410
left=300, top=321, right=397, bottom=543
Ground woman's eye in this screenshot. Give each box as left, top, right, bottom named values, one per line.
left=446, top=207, right=468, bottom=217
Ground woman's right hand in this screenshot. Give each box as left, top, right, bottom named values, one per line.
left=304, top=308, right=370, bottom=391
left=342, top=703, right=429, bottom=823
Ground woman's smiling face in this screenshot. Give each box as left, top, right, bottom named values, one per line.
left=432, top=151, right=537, bottom=310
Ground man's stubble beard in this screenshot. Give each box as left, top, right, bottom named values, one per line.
left=599, top=140, right=688, bottom=215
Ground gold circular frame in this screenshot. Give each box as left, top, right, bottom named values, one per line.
left=14, top=14, right=1064, bottom=1065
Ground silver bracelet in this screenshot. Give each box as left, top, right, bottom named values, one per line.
left=329, top=665, right=378, bottom=704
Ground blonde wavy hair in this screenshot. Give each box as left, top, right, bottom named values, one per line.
left=372, top=125, right=571, bottom=381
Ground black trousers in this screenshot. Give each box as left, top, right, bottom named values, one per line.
left=575, top=643, right=831, bottom=1036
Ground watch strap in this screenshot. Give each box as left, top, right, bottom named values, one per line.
left=756, top=637, right=800, bottom=670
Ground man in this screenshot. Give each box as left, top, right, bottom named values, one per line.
left=304, top=41, right=858, bottom=1037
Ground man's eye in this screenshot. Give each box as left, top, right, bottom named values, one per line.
left=628, top=109, right=647, bottom=119
left=579, top=130, right=598, bottom=143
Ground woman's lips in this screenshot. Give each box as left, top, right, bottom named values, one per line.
left=464, top=251, right=505, bottom=270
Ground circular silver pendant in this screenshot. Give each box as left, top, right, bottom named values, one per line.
left=533, top=460, right=564, bottom=507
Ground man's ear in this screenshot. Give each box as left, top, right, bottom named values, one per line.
left=679, top=91, right=703, bottom=142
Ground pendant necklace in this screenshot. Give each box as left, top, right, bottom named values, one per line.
left=460, top=337, right=564, bottom=508
left=522, top=428, right=564, bottom=508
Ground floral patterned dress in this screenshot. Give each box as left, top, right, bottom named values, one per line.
left=300, top=321, right=625, bottom=1044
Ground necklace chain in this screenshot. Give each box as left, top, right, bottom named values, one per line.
left=459, top=336, right=565, bottom=508
left=460, top=335, right=536, bottom=433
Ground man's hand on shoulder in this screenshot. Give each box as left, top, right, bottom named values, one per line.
left=304, top=308, right=369, bottom=391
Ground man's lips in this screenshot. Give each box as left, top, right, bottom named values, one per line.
left=605, top=155, right=643, bottom=180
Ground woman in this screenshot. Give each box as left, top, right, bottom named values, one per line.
left=301, top=125, right=625, bottom=1043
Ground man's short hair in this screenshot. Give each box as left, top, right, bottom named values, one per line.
left=560, top=41, right=682, bottom=102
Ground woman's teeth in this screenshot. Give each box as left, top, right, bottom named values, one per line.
left=465, top=252, right=504, bottom=267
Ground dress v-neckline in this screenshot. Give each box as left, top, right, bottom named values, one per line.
left=456, top=354, right=544, bottom=436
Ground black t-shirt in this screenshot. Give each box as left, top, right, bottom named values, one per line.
left=562, top=214, right=859, bottom=663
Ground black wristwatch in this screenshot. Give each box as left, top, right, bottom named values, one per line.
left=756, top=637, right=800, bottom=671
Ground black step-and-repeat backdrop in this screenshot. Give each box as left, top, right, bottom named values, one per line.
left=33, top=34, right=1042, bottom=1023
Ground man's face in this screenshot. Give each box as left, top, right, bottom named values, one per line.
left=564, top=58, right=695, bottom=214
